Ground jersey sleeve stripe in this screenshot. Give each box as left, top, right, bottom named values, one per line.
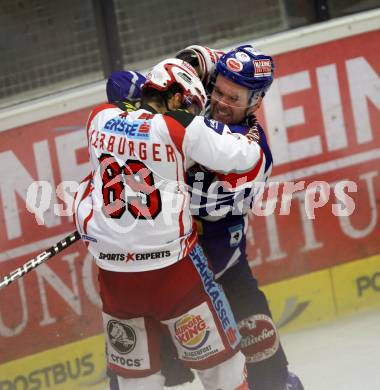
left=163, top=115, right=191, bottom=258
left=73, top=172, right=93, bottom=232
left=76, top=174, right=94, bottom=235
left=86, top=103, right=116, bottom=140
left=83, top=199, right=94, bottom=236
left=215, top=147, right=264, bottom=189
left=162, top=115, right=186, bottom=159
left=182, top=228, right=197, bottom=258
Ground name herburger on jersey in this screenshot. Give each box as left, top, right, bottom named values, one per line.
left=99, top=251, right=171, bottom=262
left=88, top=113, right=177, bottom=163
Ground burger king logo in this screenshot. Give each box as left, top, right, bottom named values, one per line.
left=174, top=314, right=210, bottom=350
left=226, top=58, right=243, bottom=72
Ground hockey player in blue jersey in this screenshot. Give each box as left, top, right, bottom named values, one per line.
left=174, top=45, right=303, bottom=390
left=106, top=48, right=303, bottom=389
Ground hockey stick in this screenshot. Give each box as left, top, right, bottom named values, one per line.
left=0, top=230, right=81, bottom=290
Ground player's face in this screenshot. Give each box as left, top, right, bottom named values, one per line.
left=210, top=75, right=250, bottom=125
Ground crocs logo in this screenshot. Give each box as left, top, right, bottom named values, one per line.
left=107, top=320, right=136, bottom=354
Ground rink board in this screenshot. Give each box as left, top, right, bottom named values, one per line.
left=262, top=254, right=380, bottom=332
left=1, top=254, right=379, bottom=389
left=0, top=334, right=107, bottom=390
left=331, top=254, right=380, bottom=315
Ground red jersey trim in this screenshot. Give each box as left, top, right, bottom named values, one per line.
left=163, top=115, right=189, bottom=257
left=216, top=148, right=264, bottom=189
left=162, top=115, right=186, bottom=159
left=76, top=173, right=94, bottom=235
left=86, top=103, right=116, bottom=140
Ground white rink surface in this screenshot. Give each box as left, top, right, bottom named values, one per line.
left=166, top=308, right=380, bottom=390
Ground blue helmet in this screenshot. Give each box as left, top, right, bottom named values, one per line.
left=215, top=45, right=274, bottom=104
left=106, top=70, right=146, bottom=108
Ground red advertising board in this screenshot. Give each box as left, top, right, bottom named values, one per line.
left=0, top=111, right=103, bottom=363
left=0, top=29, right=380, bottom=365
left=250, top=29, right=380, bottom=284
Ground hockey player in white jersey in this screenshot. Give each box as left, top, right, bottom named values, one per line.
left=74, top=58, right=264, bottom=389
left=105, top=50, right=303, bottom=389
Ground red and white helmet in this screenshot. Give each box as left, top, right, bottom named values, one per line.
left=176, top=45, right=224, bottom=86
left=143, top=58, right=207, bottom=115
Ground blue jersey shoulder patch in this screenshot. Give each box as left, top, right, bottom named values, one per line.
left=203, top=117, right=224, bottom=134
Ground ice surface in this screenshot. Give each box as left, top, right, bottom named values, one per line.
left=166, top=308, right=380, bottom=390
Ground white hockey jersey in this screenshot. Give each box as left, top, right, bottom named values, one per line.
left=74, top=103, right=263, bottom=272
